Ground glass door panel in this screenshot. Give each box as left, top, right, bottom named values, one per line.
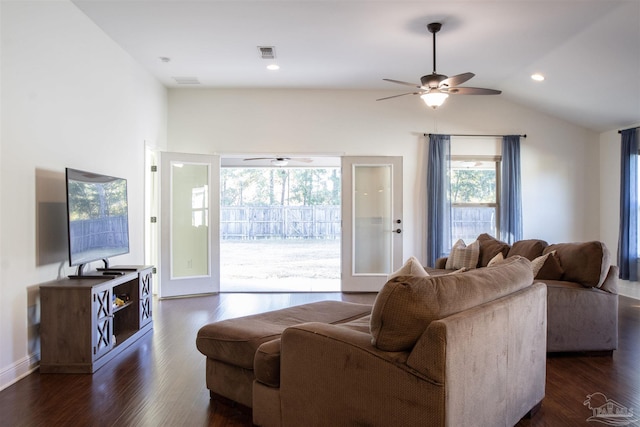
left=160, top=153, right=219, bottom=298
left=353, top=165, right=392, bottom=275
left=342, top=156, right=402, bottom=292
left=171, top=163, right=209, bottom=278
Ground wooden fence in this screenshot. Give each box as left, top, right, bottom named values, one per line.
left=451, top=206, right=497, bottom=241
left=69, top=216, right=129, bottom=250
left=221, top=205, right=495, bottom=241
left=221, top=206, right=341, bottom=239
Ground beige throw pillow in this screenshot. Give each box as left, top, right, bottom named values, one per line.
left=388, top=256, right=429, bottom=280
left=487, top=252, right=505, bottom=267
left=445, top=239, right=480, bottom=270
left=531, top=251, right=555, bottom=277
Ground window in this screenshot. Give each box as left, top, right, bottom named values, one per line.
left=450, top=156, right=501, bottom=243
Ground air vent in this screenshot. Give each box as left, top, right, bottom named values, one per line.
left=173, top=76, right=201, bottom=85
left=258, top=46, right=276, bottom=60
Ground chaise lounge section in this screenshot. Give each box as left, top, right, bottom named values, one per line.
left=195, top=300, right=372, bottom=408
left=197, top=256, right=547, bottom=426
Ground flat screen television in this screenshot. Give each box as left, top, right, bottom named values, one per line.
left=66, top=168, right=130, bottom=275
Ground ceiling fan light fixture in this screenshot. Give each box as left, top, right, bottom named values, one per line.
left=421, top=90, right=449, bottom=109
left=271, top=158, right=288, bottom=166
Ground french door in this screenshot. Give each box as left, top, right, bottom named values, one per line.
left=155, top=153, right=400, bottom=295
left=341, top=156, right=403, bottom=292
left=158, top=152, right=220, bottom=298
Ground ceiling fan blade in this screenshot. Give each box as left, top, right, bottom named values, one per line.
left=447, top=87, right=502, bottom=95
left=440, top=72, right=475, bottom=88
left=244, top=157, right=290, bottom=161
left=383, top=78, right=421, bottom=88
left=290, top=158, right=313, bottom=163
left=376, top=92, right=421, bottom=101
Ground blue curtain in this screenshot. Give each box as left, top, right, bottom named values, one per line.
left=618, top=128, right=638, bottom=281
left=500, top=135, right=523, bottom=244
left=426, top=134, right=451, bottom=267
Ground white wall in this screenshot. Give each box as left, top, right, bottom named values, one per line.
left=600, top=129, right=622, bottom=257
left=168, top=88, right=601, bottom=260
left=0, top=1, right=167, bottom=390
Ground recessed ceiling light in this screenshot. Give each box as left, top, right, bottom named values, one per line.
left=531, top=73, right=545, bottom=81
left=266, top=64, right=280, bottom=71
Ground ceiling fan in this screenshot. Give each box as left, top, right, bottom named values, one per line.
left=243, top=157, right=313, bottom=166
left=378, top=22, right=501, bottom=108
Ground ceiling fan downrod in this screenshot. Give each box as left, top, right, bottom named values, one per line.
left=427, top=22, right=442, bottom=75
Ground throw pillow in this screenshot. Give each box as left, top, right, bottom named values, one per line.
left=445, top=239, right=480, bottom=270
left=444, top=239, right=464, bottom=269
left=487, top=252, right=504, bottom=267
left=388, top=256, right=429, bottom=280
left=530, top=252, right=552, bottom=277
left=535, top=250, right=564, bottom=280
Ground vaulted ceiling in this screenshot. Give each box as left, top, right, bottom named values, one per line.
left=72, top=0, right=640, bottom=133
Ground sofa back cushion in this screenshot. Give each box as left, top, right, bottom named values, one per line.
left=543, top=241, right=610, bottom=288
left=507, top=239, right=548, bottom=260
left=476, top=233, right=511, bottom=267
left=369, top=256, right=534, bottom=351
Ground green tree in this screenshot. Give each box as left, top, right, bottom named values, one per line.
left=221, top=167, right=340, bottom=206
left=450, top=169, right=496, bottom=203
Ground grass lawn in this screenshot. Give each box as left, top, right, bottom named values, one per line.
left=220, top=238, right=340, bottom=291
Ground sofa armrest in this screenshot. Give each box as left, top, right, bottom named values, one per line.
left=407, top=283, right=547, bottom=427
left=277, top=322, right=443, bottom=426
left=599, top=265, right=618, bottom=294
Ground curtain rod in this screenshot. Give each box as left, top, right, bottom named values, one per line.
left=424, top=133, right=527, bottom=138
left=618, top=126, right=640, bottom=134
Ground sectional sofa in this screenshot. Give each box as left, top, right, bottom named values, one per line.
left=430, top=234, right=618, bottom=353
left=197, top=256, right=547, bottom=426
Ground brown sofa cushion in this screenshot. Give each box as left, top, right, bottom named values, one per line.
left=196, top=301, right=372, bottom=369
left=507, top=239, right=548, bottom=260
left=369, top=256, right=534, bottom=352
left=544, top=241, right=610, bottom=288
left=476, top=233, right=511, bottom=267
left=254, top=339, right=282, bottom=387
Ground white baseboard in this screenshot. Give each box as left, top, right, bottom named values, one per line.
left=0, top=353, right=40, bottom=392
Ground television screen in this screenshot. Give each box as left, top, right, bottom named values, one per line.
left=66, top=168, right=130, bottom=267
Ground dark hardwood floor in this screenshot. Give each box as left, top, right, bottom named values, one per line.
left=1, top=292, right=639, bottom=426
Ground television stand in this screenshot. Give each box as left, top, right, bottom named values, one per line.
left=39, top=266, right=153, bottom=374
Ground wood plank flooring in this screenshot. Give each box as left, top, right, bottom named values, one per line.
left=1, top=292, right=639, bottom=426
